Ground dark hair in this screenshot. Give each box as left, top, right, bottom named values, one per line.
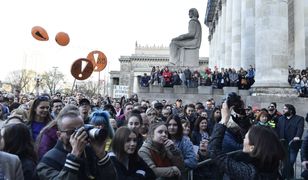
left=166, top=115, right=183, bottom=140
left=270, top=102, right=277, bottom=108
left=2, top=123, right=37, bottom=163
left=184, top=104, right=195, bottom=115
left=112, top=127, right=137, bottom=161
left=285, top=104, right=296, bottom=115
left=248, top=125, right=285, bottom=168
left=194, top=116, right=208, bottom=132
left=28, top=96, right=52, bottom=124
left=127, top=112, right=143, bottom=125
left=50, top=99, right=63, bottom=108
left=210, top=107, right=222, bottom=123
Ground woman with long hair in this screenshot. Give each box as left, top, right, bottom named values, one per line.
left=110, top=126, right=155, bottom=179
left=208, top=102, right=286, bottom=179
left=127, top=112, right=144, bottom=151
left=191, top=116, right=210, bottom=146
left=138, top=122, right=184, bottom=179
left=0, top=123, right=38, bottom=180
left=27, top=96, right=52, bottom=141
left=166, top=115, right=197, bottom=171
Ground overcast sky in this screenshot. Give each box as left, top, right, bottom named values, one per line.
left=0, top=0, right=209, bottom=82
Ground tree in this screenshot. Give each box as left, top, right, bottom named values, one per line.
left=77, top=79, right=99, bottom=98
left=41, top=68, right=64, bottom=95
left=6, top=69, right=36, bottom=93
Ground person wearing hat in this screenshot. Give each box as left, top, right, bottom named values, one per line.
left=78, top=98, right=91, bottom=124
left=172, top=99, right=184, bottom=116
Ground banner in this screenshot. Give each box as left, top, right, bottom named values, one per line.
left=113, top=85, right=129, bottom=98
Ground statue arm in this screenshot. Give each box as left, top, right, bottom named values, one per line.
left=172, top=20, right=198, bottom=41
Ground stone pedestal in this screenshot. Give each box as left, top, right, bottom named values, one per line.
left=223, top=86, right=238, bottom=95
left=149, top=85, right=163, bottom=93
left=180, top=48, right=199, bottom=67
left=186, top=87, right=198, bottom=94
left=163, top=87, right=173, bottom=93
left=251, top=87, right=297, bottom=97
left=173, top=85, right=186, bottom=94
left=198, top=86, right=213, bottom=94
left=239, top=89, right=250, bottom=97
left=138, top=86, right=149, bottom=93
left=213, top=88, right=223, bottom=95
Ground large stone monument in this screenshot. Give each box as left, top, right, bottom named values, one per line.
left=169, top=8, right=202, bottom=67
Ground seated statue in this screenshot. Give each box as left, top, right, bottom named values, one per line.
left=169, top=8, right=202, bottom=66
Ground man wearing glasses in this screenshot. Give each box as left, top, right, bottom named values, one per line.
left=37, top=107, right=117, bottom=179
left=267, top=102, right=281, bottom=126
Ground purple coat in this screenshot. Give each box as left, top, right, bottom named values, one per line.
left=37, top=126, right=58, bottom=159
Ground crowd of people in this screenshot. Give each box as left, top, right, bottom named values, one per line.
left=288, top=66, right=308, bottom=97
left=1, top=89, right=308, bottom=179
left=140, top=65, right=255, bottom=90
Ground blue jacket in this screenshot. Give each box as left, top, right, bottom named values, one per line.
left=175, top=136, right=197, bottom=169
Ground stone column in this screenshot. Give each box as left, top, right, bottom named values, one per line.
left=224, top=0, right=232, bottom=67
left=133, top=73, right=139, bottom=93
left=220, top=0, right=226, bottom=68
left=254, top=0, right=289, bottom=87
left=212, top=25, right=218, bottom=67
left=216, top=17, right=221, bottom=68
left=294, top=0, right=306, bottom=69
left=305, top=1, right=308, bottom=67
left=241, top=0, right=255, bottom=69
left=231, top=0, right=241, bottom=69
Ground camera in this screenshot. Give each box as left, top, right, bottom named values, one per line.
left=78, top=124, right=107, bottom=141
left=225, top=92, right=245, bottom=115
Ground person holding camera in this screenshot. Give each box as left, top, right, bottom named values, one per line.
left=36, top=106, right=117, bottom=179
left=208, top=101, right=285, bottom=179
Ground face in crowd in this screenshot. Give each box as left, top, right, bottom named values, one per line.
left=57, top=114, right=84, bottom=151
left=152, top=124, right=168, bottom=144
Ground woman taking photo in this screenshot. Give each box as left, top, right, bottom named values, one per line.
left=208, top=102, right=285, bottom=179
left=0, top=123, right=37, bottom=180
left=138, top=122, right=184, bottom=179
left=110, top=126, right=155, bottom=179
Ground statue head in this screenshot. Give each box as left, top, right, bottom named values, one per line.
left=189, top=8, right=199, bottom=19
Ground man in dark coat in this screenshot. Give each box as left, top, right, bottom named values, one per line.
left=277, top=104, right=304, bottom=178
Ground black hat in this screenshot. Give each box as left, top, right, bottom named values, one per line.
left=154, top=102, right=164, bottom=109
left=79, top=98, right=91, bottom=106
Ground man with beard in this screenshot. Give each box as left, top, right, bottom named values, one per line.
left=37, top=108, right=117, bottom=179
left=277, top=104, right=304, bottom=179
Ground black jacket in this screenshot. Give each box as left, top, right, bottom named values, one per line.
left=277, top=115, right=304, bottom=143
left=110, top=153, right=156, bottom=180
left=37, top=140, right=117, bottom=180
left=208, top=123, right=281, bottom=180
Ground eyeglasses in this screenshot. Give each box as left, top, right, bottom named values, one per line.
left=37, top=96, right=50, bottom=101
left=60, top=128, right=77, bottom=136
left=147, top=113, right=157, bottom=116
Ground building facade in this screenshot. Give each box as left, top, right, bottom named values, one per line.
left=205, top=0, right=308, bottom=88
